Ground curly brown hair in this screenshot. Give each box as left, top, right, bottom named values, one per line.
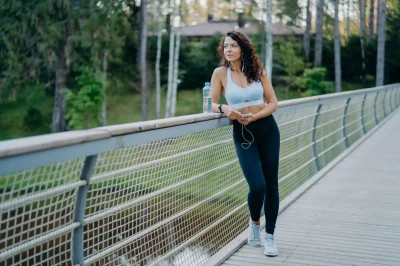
left=218, top=31, right=265, bottom=84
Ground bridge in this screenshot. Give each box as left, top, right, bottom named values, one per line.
left=0, top=84, right=399, bottom=266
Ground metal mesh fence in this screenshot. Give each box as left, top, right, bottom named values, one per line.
left=0, top=85, right=399, bottom=266
left=0, top=158, right=84, bottom=265
left=3, top=232, right=74, bottom=266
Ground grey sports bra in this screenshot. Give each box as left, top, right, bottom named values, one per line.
left=224, top=67, right=264, bottom=109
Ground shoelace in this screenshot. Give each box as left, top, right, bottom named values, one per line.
left=251, top=224, right=259, bottom=239
left=266, top=236, right=274, bottom=247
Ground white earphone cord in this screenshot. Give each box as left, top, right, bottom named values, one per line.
left=241, top=124, right=254, bottom=149
left=239, top=56, right=254, bottom=149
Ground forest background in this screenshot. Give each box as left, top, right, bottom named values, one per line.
left=0, top=0, right=399, bottom=140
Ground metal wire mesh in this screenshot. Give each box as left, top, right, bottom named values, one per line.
left=83, top=161, right=244, bottom=258
left=397, top=89, right=400, bottom=108
left=363, top=93, right=378, bottom=132
left=0, top=85, right=399, bottom=266
left=316, top=101, right=347, bottom=168
left=376, top=91, right=385, bottom=122
left=0, top=158, right=84, bottom=202
left=384, top=90, right=392, bottom=116
left=86, top=182, right=248, bottom=266
left=0, top=159, right=84, bottom=265
left=274, top=107, right=318, bottom=198
left=3, top=232, right=73, bottom=266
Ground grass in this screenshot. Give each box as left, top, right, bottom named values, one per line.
left=0, top=96, right=53, bottom=140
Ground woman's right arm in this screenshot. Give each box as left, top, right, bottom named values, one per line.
left=210, top=68, right=241, bottom=120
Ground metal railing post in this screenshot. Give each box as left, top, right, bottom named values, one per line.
left=396, top=88, right=400, bottom=109
left=388, top=89, right=393, bottom=114
left=72, top=155, right=98, bottom=266
left=360, top=94, right=367, bottom=134
left=312, top=104, right=323, bottom=171
left=342, top=98, right=351, bottom=148
left=397, top=88, right=399, bottom=108
left=373, top=91, right=379, bottom=125
left=382, top=89, right=387, bottom=118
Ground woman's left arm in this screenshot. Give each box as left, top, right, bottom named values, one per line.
left=252, top=71, right=278, bottom=121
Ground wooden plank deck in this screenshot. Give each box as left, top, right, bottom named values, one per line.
left=221, top=111, right=400, bottom=266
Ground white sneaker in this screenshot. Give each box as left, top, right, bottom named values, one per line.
left=247, top=219, right=261, bottom=247
left=264, top=234, right=278, bottom=256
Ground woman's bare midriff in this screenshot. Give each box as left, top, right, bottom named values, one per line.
left=238, top=103, right=265, bottom=115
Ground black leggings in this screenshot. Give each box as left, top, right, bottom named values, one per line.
left=233, top=115, right=280, bottom=234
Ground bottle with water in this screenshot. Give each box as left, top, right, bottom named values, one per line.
left=202, top=82, right=212, bottom=113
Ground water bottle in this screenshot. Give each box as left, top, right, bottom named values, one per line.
left=202, top=82, right=212, bottom=113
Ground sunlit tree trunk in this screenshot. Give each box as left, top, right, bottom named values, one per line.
left=139, top=0, right=148, bottom=121
left=170, top=2, right=181, bottom=117
left=265, top=0, right=273, bottom=78
left=334, top=0, right=342, bottom=92
left=346, top=0, right=352, bottom=41
left=155, top=3, right=162, bottom=119
left=359, top=0, right=367, bottom=83
left=376, top=0, right=386, bottom=86
left=304, top=0, right=311, bottom=61
left=165, top=0, right=176, bottom=118
left=52, top=40, right=68, bottom=132
left=368, top=0, right=375, bottom=42
left=314, top=0, right=324, bottom=67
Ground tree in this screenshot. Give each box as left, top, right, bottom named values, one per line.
left=385, top=1, right=400, bottom=83
left=64, top=67, right=104, bottom=130
left=368, top=0, right=375, bottom=42
left=139, top=0, right=149, bottom=121
left=315, top=0, right=324, bottom=67
left=0, top=1, right=75, bottom=132
left=297, top=68, right=334, bottom=96
left=334, top=0, right=342, bottom=92
left=304, top=0, right=312, bottom=61
left=165, top=0, right=176, bottom=118
left=359, top=0, right=367, bottom=83
left=346, top=0, right=352, bottom=40
left=170, top=1, right=182, bottom=117
left=155, top=1, right=164, bottom=119
left=277, top=42, right=304, bottom=99
left=275, top=0, right=302, bottom=27
left=81, top=0, right=129, bottom=126
left=376, top=0, right=387, bottom=86
left=0, top=2, right=37, bottom=104
left=265, top=0, right=273, bottom=78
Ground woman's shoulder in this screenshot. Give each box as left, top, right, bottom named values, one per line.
left=213, top=66, right=228, bottom=76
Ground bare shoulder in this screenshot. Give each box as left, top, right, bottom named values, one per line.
left=211, top=67, right=228, bottom=93
left=213, top=66, right=227, bottom=77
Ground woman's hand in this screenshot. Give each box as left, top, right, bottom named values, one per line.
left=238, top=113, right=255, bottom=126
left=223, top=105, right=242, bottom=120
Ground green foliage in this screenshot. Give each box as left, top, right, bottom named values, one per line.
left=179, top=34, right=223, bottom=89
left=64, top=67, right=104, bottom=130
left=277, top=42, right=305, bottom=89
left=321, top=36, right=377, bottom=84
left=386, top=8, right=400, bottom=84
left=297, top=68, right=334, bottom=96
left=23, top=107, right=44, bottom=131
left=275, top=0, right=303, bottom=27
left=272, top=36, right=305, bottom=78
left=147, top=33, right=223, bottom=91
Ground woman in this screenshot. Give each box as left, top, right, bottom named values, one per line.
left=210, top=31, right=280, bottom=257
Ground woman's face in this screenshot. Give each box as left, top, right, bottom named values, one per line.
left=223, top=36, right=242, bottom=63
